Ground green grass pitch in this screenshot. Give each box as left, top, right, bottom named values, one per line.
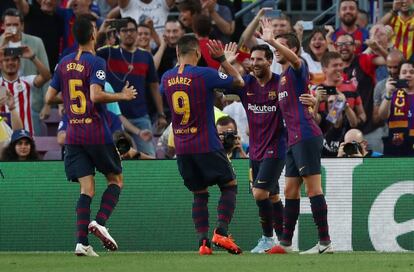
left=1, top=252, right=413, bottom=272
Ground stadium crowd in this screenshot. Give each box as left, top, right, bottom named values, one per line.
left=0, top=0, right=414, bottom=160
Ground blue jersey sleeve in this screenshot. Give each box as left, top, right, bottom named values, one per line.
left=204, top=68, right=234, bottom=91
left=90, top=57, right=107, bottom=87
left=50, top=64, right=62, bottom=92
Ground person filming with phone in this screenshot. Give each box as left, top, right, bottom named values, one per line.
left=378, top=60, right=414, bottom=156
left=313, top=51, right=365, bottom=156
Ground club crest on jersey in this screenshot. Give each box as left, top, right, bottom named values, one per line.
left=218, top=72, right=228, bottom=79
left=96, top=70, right=106, bottom=80
left=280, top=76, right=287, bottom=85
left=268, top=91, right=277, bottom=100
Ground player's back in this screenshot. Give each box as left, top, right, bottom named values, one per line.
left=161, top=64, right=234, bottom=154
left=54, top=51, right=112, bottom=145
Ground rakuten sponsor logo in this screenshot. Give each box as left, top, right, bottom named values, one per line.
left=247, top=103, right=277, bottom=113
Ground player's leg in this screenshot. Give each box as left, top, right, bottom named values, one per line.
left=88, top=144, right=123, bottom=251
left=65, top=145, right=99, bottom=257
left=177, top=154, right=212, bottom=255
left=269, top=159, right=285, bottom=242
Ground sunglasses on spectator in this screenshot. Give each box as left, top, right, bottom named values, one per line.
left=335, top=41, right=354, bottom=47
left=120, top=28, right=137, bottom=33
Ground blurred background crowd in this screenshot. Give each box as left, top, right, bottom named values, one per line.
left=0, top=0, right=413, bottom=161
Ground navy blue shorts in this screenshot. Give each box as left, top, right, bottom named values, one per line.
left=285, top=136, right=323, bottom=177
left=177, top=150, right=236, bottom=192
left=64, top=144, right=122, bottom=182
left=250, top=158, right=285, bottom=195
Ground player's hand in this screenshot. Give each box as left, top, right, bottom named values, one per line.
left=207, top=39, right=225, bottom=59
left=259, top=18, right=274, bottom=43
left=138, top=129, right=153, bottom=142
left=299, top=93, right=316, bottom=107
left=21, top=45, right=34, bottom=59
left=224, top=42, right=239, bottom=64
left=120, top=81, right=137, bottom=101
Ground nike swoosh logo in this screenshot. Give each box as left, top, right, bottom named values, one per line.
left=299, top=166, right=306, bottom=172
left=319, top=246, right=330, bottom=254
left=257, top=180, right=267, bottom=184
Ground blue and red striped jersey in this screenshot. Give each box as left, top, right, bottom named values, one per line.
left=161, top=64, right=234, bottom=154
left=50, top=51, right=113, bottom=144
left=332, top=27, right=369, bottom=55
left=278, top=63, right=322, bottom=147
left=230, top=74, right=286, bottom=161
left=97, top=46, right=158, bottom=119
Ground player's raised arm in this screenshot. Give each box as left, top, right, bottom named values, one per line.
left=207, top=39, right=244, bottom=89
left=260, top=19, right=302, bottom=70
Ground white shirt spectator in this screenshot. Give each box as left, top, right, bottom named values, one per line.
left=0, top=75, right=36, bottom=134
left=120, top=0, right=170, bottom=35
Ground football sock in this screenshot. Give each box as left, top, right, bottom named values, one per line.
left=216, top=185, right=237, bottom=236
left=310, top=194, right=331, bottom=244
left=272, top=200, right=284, bottom=240
left=76, top=194, right=91, bottom=245
left=281, top=198, right=300, bottom=246
left=96, top=184, right=121, bottom=226
left=192, top=192, right=209, bottom=239
left=256, top=199, right=273, bottom=237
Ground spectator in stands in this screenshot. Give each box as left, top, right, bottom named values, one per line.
left=381, top=0, right=414, bottom=60
left=135, top=23, right=153, bottom=52
left=379, top=60, right=414, bottom=156
left=216, top=116, right=248, bottom=159
left=96, top=29, right=117, bottom=49
left=114, top=0, right=174, bottom=35
left=0, top=86, right=24, bottom=153
left=176, top=0, right=202, bottom=33
left=1, top=129, right=40, bottom=161
left=0, top=45, right=51, bottom=135
left=314, top=51, right=363, bottom=157
left=332, top=0, right=369, bottom=55
left=13, top=0, right=64, bottom=71
left=337, top=34, right=379, bottom=137
left=97, top=17, right=167, bottom=156
left=192, top=14, right=220, bottom=68
left=337, top=128, right=383, bottom=157
left=200, top=0, right=235, bottom=43
left=364, top=24, right=394, bottom=82
left=154, top=18, right=185, bottom=77
left=370, top=49, right=405, bottom=153
left=0, top=8, right=50, bottom=136
left=357, top=8, right=369, bottom=29
left=96, top=0, right=117, bottom=18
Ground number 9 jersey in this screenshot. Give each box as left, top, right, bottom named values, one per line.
left=50, top=51, right=113, bottom=145
left=161, top=64, right=234, bottom=155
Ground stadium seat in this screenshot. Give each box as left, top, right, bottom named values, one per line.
left=33, top=136, right=61, bottom=160
left=41, top=108, right=61, bottom=136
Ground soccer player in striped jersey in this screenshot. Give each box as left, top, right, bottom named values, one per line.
left=45, top=15, right=137, bottom=257
left=225, top=43, right=286, bottom=253
left=260, top=19, right=333, bottom=254
left=161, top=36, right=244, bottom=255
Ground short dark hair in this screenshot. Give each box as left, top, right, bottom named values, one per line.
left=177, top=0, right=202, bottom=14
left=340, top=0, right=358, bottom=8
left=137, top=23, right=151, bottom=30
left=400, top=60, right=414, bottom=69
left=193, top=14, right=211, bottom=37
left=73, top=15, right=95, bottom=45
left=165, top=17, right=185, bottom=29
left=250, top=44, right=273, bottom=61
left=123, top=16, right=138, bottom=29
left=275, top=32, right=301, bottom=53
left=321, top=51, right=342, bottom=68
left=336, top=33, right=355, bottom=42
left=1, top=8, right=24, bottom=23
left=216, top=116, right=238, bottom=132
left=177, top=34, right=199, bottom=55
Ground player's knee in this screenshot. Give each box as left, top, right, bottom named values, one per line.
left=284, top=186, right=300, bottom=199
left=252, top=188, right=269, bottom=200
left=220, top=184, right=238, bottom=194
left=81, top=188, right=95, bottom=198
left=269, top=194, right=281, bottom=203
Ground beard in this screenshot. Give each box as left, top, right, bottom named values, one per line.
left=342, top=15, right=357, bottom=27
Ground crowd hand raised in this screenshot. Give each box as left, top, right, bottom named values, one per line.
left=121, top=81, right=137, bottom=101
left=385, top=77, right=397, bottom=96
left=21, top=46, right=34, bottom=59
left=138, top=129, right=153, bottom=142
left=315, top=85, right=327, bottom=101
left=224, top=42, right=239, bottom=64
left=207, top=39, right=225, bottom=59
